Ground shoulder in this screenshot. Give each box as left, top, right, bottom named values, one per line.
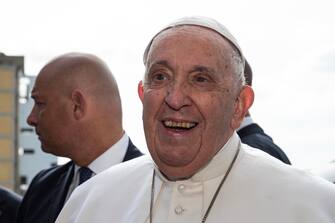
left=239, top=124, right=275, bottom=148
left=0, top=187, right=22, bottom=205
left=239, top=145, right=335, bottom=197
left=70, top=155, right=152, bottom=198
left=222, top=145, right=335, bottom=221
left=0, top=188, right=21, bottom=223
left=29, top=161, right=73, bottom=186
left=238, top=125, right=290, bottom=164
left=57, top=156, right=154, bottom=222
left=18, top=161, right=74, bottom=220
left=238, top=124, right=277, bottom=151
left=73, top=155, right=153, bottom=199
left=86, top=155, right=152, bottom=188
left=22, top=161, right=73, bottom=198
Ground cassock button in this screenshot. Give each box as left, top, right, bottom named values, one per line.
left=174, top=205, right=185, bottom=215
left=178, top=184, right=185, bottom=192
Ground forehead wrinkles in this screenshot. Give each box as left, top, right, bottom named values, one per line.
left=146, top=26, right=236, bottom=78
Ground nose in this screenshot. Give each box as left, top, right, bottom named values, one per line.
left=26, top=107, right=37, bottom=127
left=165, top=81, right=192, bottom=110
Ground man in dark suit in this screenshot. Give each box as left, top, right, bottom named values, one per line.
left=0, top=186, right=22, bottom=223
left=16, top=53, right=143, bottom=223
left=237, top=60, right=291, bottom=164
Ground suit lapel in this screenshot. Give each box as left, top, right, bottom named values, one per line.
left=47, top=162, right=74, bottom=220
left=122, top=138, right=143, bottom=162
left=44, top=139, right=141, bottom=220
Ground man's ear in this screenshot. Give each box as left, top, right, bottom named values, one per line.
left=138, top=81, right=144, bottom=103
left=71, top=89, right=86, bottom=120
left=231, top=85, right=254, bottom=129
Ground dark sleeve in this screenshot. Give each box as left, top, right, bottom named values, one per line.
left=16, top=169, right=48, bottom=223
left=241, top=134, right=291, bottom=165
left=0, top=187, right=22, bottom=223
left=238, top=124, right=291, bottom=165
left=16, top=162, right=74, bottom=223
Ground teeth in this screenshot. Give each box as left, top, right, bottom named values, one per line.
left=164, top=120, right=196, bottom=129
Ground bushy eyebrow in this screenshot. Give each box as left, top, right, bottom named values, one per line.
left=148, top=62, right=215, bottom=73
left=190, top=66, right=215, bottom=75
left=147, top=60, right=172, bottom=71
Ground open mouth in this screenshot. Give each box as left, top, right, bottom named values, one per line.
left=163, top=120, right=198, bottom=130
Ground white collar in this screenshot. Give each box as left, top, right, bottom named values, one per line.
left=155, top=132, right=241, bottom=182
left=75, top=133, right=129, bottom=174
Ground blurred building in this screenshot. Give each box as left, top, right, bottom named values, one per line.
left=0, top=53, right=22, bottom=192
left=0, top=53, right=57, bottom=194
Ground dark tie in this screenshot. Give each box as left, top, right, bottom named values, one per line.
left=78, top=167, right=93, bottom=185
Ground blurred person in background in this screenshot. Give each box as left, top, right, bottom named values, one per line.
left=237, top=60, right=291, bottom=164
left=17, top=53, right=143, bottom=223
left=0, top=186, right=21, bottom=223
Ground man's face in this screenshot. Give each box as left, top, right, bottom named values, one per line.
left=27, top=71, right=74, bottom=157
left=139, top=26, right=247, bottom=179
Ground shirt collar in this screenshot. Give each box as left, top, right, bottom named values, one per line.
left=75, top=133, right=129, bottom=174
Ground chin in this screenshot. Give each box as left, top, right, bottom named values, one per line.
left=159, top=164, right=197, bottom=181
left=158, top=153, right=193, bottom=167
left=153, top=153, right=201, bottom=180
left=41, top=145, right=54, bottom=155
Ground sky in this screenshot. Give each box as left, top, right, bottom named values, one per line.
left=1, top=0, right=335, bottom=169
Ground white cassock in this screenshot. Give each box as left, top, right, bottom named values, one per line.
left=56, top=133, right=335, bottom=223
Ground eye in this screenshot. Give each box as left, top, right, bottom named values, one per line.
left=193, top=75, right=210, bottom=83
left=145, top=71, right=171, bottom=88
left=190, top=73, right=219, bottom=91
left=152, top=73, right=168, bottom=81
left=191, top=73, right=214, bottom=84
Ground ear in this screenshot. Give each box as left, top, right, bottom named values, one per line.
left=137, top=81, right=144, bottom=103
left=230, top=85, right=254, bottom=129
left=71, top=89, right=86, bottom=120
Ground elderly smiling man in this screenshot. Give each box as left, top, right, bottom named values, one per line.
left=56, top=17, right=335, bottom=223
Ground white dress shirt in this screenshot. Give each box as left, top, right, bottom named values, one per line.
left=65, top=133, right=130, bottom=201
left=57, top=132, right=335, bottom=223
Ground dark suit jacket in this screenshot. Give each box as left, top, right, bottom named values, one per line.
left=0, top=187, right=22, bottom=223
left=16, top=139, right=142, bottom=223
left=237, top=123, right=291, bottom=165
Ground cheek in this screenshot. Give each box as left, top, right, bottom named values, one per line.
left=143, top=90, right=165, bottom=117
left=199, top=94, right=235, bottom=131
left=196, top=93, right=226, bottom=116
left=51, top=106, right=72, bottom=130
left=39, top=109, right=51, bottom=126
left=142, top=90, right=164, bottom=139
